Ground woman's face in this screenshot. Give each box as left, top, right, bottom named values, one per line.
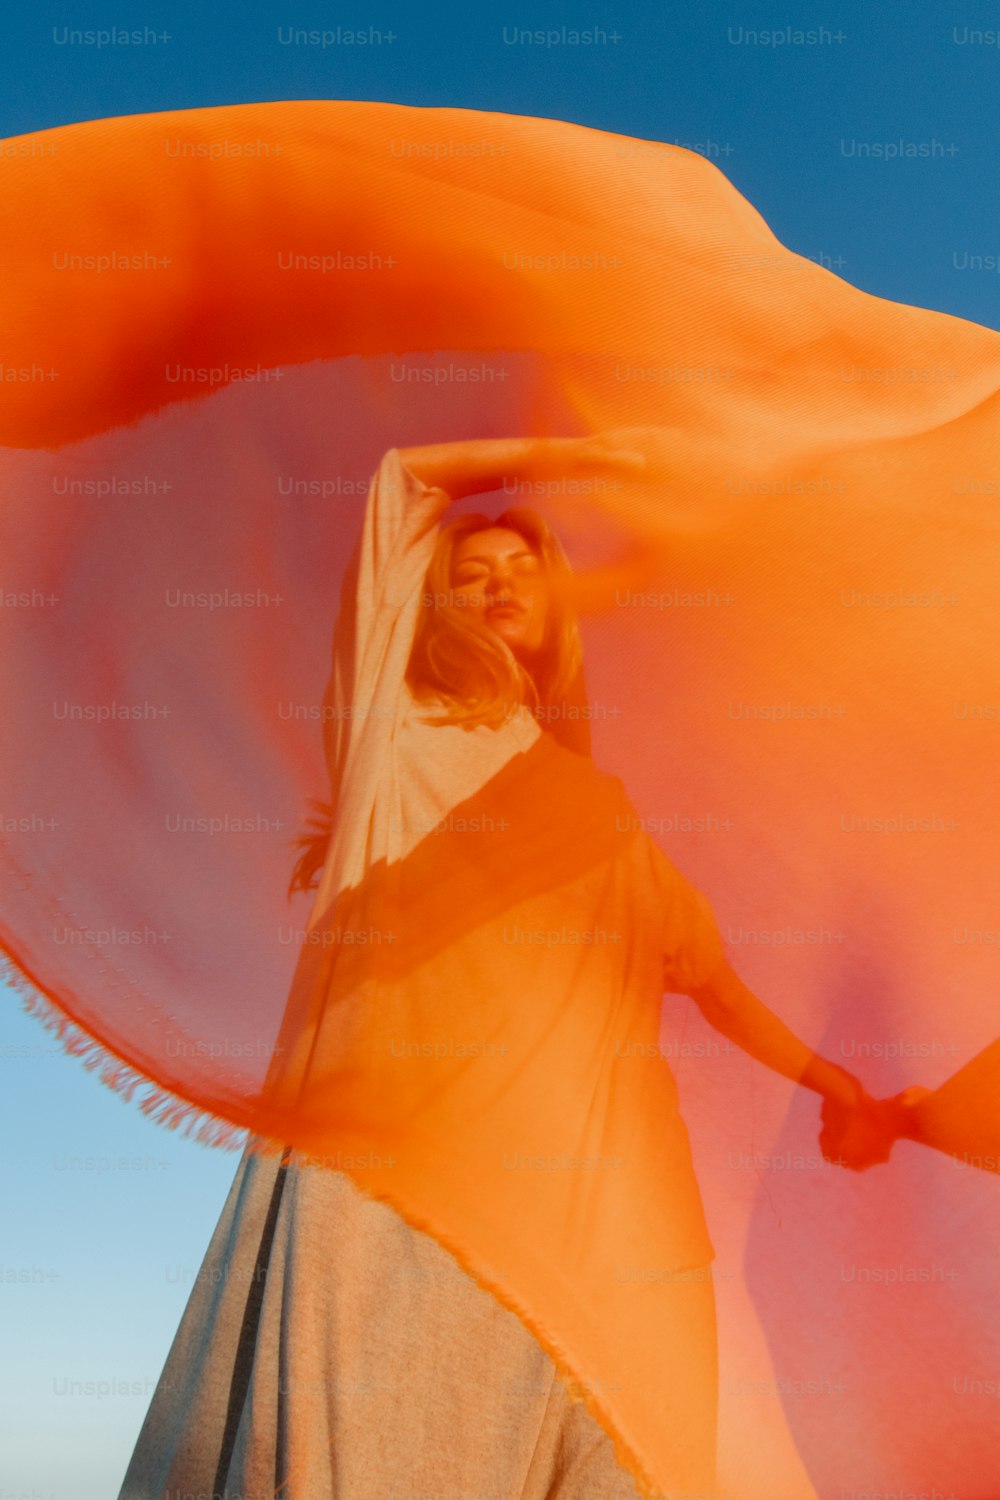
left=450, top=527, right=548, bottom=664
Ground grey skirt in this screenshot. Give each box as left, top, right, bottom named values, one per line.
left=116, top=1141, right=644, bottom=1499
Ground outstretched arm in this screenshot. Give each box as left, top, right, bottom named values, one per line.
left=687, top=958, right=858, bottom=1108
left=686, top=958, right=904, bottom=1169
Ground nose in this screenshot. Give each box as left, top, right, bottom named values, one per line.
left=485, top=567, right=516, bottom=604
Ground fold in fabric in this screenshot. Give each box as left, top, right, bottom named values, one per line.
left=2, top=101, right=999, bottom=1498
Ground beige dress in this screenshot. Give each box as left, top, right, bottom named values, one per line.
left=116, top=1143, right=643, bottom=1497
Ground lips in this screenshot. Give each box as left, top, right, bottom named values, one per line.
left=487, top=604, right=523, bottom=619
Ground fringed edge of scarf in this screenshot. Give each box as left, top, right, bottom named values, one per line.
left=1, top=945, right=258, bottom=1153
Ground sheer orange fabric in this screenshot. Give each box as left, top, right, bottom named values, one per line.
left=2, top=100, right=999, bottom=1498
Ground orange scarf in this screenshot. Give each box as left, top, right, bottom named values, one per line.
left=2, top=100, right=999, bottom=1498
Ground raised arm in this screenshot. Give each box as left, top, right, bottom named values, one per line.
left=396, top=431, right=646, bottom=500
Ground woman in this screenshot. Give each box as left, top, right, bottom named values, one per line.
left=117, top=434, right=905, bottom=1500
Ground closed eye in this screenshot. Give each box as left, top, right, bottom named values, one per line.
left=453, top=557, right=541, bottom=582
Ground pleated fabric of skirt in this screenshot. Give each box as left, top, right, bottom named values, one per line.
left=116, top=1141, right=644, bottom=1499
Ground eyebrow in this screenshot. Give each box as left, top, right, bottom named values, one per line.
left=454, top=550, right=538, bottom=565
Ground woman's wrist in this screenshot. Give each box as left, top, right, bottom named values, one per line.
left=802, top=1055, right=862, bottom=1109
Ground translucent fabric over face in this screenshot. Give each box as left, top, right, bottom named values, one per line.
left=1, top=101, right=999, bottom=1499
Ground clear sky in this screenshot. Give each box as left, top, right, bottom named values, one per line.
left=2, top=3, right=998, bottom=1495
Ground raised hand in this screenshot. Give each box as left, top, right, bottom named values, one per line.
left=562, top=430, right=650, bottom=476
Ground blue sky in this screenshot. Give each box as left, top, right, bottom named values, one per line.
left=2, top=3, right=999, bottom=1495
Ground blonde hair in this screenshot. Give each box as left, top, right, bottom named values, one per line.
left=288, top=507, right=588, bottom=896
left=405, top=507, right=583, bottom=730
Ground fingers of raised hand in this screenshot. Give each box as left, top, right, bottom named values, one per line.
left=575, top=431, right=650, bottom=473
